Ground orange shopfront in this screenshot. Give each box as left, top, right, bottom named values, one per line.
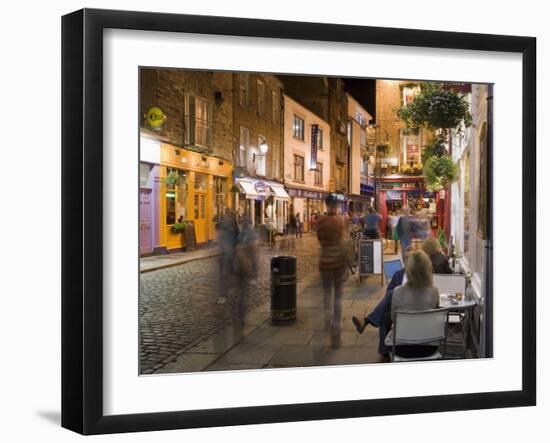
left=159, top=144, right=232, bottom=252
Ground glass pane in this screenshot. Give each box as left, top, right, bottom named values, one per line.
left=200, top=195, right=206, bottom=219
left=166, top=191, right=176, bottom=225
left=194, top=194, right=199, bottom=219
left=195, top=173, right=207, bottom=190
left=177, top=171, right=187, bottom=221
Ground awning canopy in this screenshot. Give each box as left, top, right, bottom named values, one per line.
left=237, top=180, right=259, bottom=198
left=269, top=184, right=290, bottom=199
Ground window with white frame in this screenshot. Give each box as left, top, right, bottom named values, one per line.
left=239, top=126, right=250, bottom=168
left=257, top=80, right=266, bottom=117
left=184, top=92, right=211, bottom=148
left=239, top=73, right=250, bottom=107
left=293, top=115, right=304, bottom=140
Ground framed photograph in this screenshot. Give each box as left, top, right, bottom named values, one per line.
left=62, top=8, right=536, bottom=435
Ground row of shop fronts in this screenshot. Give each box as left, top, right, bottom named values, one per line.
left=140, top=138, right=378, bottom=256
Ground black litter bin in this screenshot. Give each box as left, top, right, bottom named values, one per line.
left=271, top=256, right=297, bottom=324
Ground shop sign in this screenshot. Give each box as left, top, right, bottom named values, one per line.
left=287, top=188, right=325, bottom=200
left=254, top=181, right=269, bottom=200
left=145, top=107, right=166, bottom=130
left=330, top=193, right=347, bottom=202
left=386, top=190, right=402, bottom=200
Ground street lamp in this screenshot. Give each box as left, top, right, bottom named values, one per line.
left=259, top=141, right=269, bottom=155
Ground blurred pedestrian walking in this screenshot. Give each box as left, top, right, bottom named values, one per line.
left=317, top=208, right=348, bottom=348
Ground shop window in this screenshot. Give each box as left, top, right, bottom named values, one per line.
left=184, top=93, right=211, bottom=148
left=213, top=177, right=227, bottom=223
left=294, top=154, right=304, bottom=182
left=165, top=168, right=187, bottom=225
left=257, top=79, right=266, bottom=117
left=239, top=73, right=249, bottom=107
left=293, top=115, right=304, bottom=140
left=314, top=162, right=323, bottom=186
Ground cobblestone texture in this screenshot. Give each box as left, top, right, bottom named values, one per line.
left=139, top=235, right=322, bottom=374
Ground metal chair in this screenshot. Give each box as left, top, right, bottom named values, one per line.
left=387, top=308, right=449, bottom=362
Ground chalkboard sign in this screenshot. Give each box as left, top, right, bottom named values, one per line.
left=358, top=238, right=383, bottom=286
left=359, top=240, right=374, bottom=274
left=184, top=221, right=197, bottom=251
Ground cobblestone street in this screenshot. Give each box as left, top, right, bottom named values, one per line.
left=139, top=234, right=340, bottom=374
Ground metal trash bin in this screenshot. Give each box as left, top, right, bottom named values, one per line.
left=271, top=256, right=297, bottom=324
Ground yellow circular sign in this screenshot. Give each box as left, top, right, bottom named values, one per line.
left=146, top=107, right=166, bottom=130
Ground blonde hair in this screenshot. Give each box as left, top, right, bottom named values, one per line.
left=405, top=250, right=433, bottom=289
left=422, top=236, right=441, bottom=256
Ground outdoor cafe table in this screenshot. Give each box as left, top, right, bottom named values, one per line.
left=439, top=293, right=477, bottom=356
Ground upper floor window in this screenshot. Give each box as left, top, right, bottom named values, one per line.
left=402, top=85, right=421, bottom=106
left=293, top=115, right=304, bottom=140
left=272, top=90, right=279, bottom=125
left=184, top=92, right=211, bottom=148
left=257, top=80, right=266, bottom=117
left=239, top=126, right=250, bottom=168
left=314, top=162, right=323, bottom=186
left=294, top=154, right=304, bottom=182
left=239, top=73, right=250, bottom=107
left=317, top=129, right=324, bottom=150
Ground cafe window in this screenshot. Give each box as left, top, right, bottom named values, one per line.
left=213, top=176, right=227, bottom=223
left=314, top=162, right=323, bottom=186
left=257, top=80, right=266, bottom=117
left=294, top=154, right=304, bottom=182
left=293, top=115, right=304, bottom=140
left=272, top=90, right=279, bottom=125
left=239, top=73, right=250, bottom=107
left=184, top=92, right=211, bottom=148
left=165, top=168, right=188, bottom=225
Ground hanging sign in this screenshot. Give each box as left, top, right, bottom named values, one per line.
left=310, top=124, right=319, bottom=170
left=145, top=107, right=166, bottom=130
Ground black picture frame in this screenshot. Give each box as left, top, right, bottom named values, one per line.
left=62, top=8, right=536, bottom=435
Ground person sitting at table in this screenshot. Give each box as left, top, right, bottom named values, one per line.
left=351, top=245, right=415, bottom=363
left=389, top=249, right=440, bottom=359
left=421, top=236, right=453, bottom=274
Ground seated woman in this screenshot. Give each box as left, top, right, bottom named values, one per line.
left=421, top=236, right=453, bottom=274
left=390, top=250, right=440, bottom=358
left=352, top=245, right=415, bottom=363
